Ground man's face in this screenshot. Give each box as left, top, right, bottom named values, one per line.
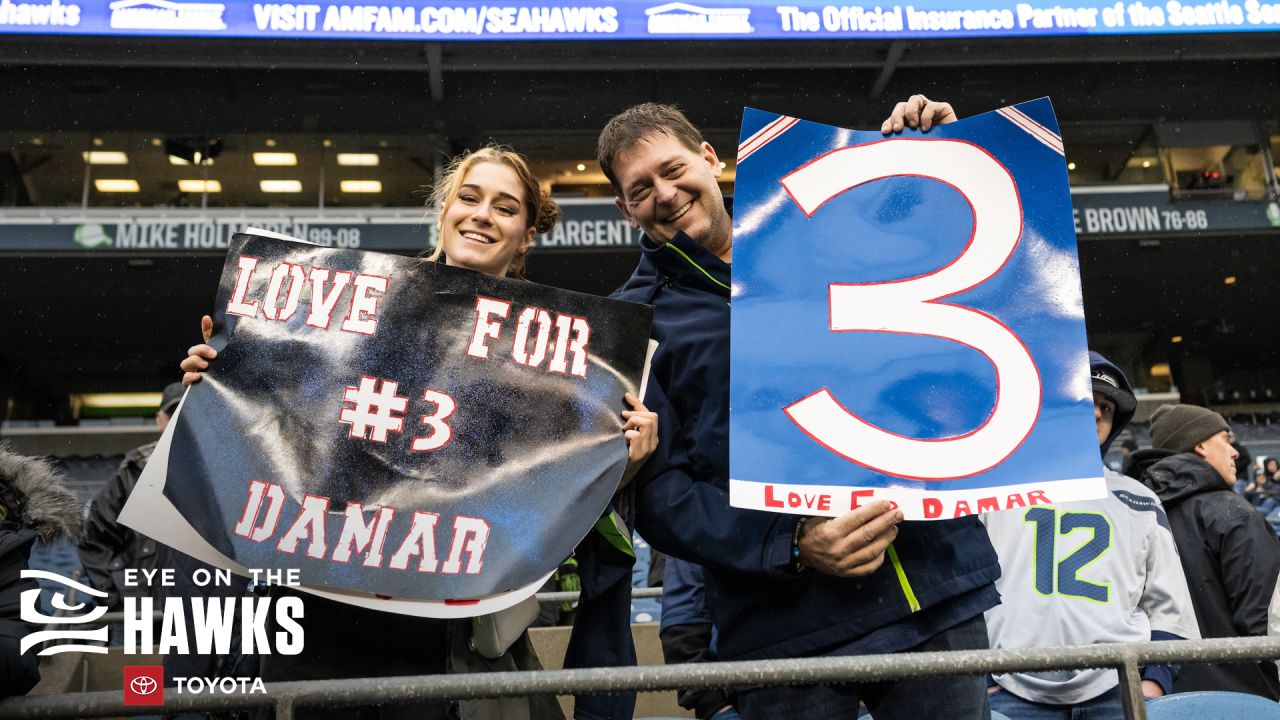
left=1093, top=392, right=1115, bottom=447
left=612, top=132, right=732, bottom=260
left=1195, top=430, right=1239, bottom=486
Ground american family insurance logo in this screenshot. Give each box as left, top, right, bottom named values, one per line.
left=109, top=0, right=227, bottom=30
left=645, top=2, right=753, bottom=33
left=124, top=666, right=166, bottom=706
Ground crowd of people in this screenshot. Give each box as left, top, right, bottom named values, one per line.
left=3, top=96, right=1280, bottom=720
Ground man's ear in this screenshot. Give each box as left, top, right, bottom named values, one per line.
left=615, top=196, right=639, bottom=229
left=702, top=142, right=723, bottom=178
left=1193, top=440, right=1210, bottom=459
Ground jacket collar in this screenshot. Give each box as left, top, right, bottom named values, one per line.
left=641, top=231, right=732, bottom=298
left=0, top=445, right=81, bottom=544
left=1140, top=451, right=1230, bottom=507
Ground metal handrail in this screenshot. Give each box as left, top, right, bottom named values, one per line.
left=94, top=587, right=667, bottom=624
left=4, top=636, right=1280, bottom=720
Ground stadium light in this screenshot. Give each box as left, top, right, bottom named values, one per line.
left=82, top=151, right=129, bottom=165
left=261, top=180, right=303, bottom=193
left=337, top=153, right=379, bottom=166
left=94, top=179, right=140, bottom=192
left=178, top=180, right=222, bottom=193
left=170, top=156, right=215, bottom=166
left=340, top=180, right=382, bottom=193
left=74, top=392, right=163, bottom=409
left=254, top=152, right=298, bottom=166
left=165, top=138, right=223, bottom=166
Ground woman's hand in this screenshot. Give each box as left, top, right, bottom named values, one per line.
left=180, top=315, right=216, bottom=386
left=618, top=392, right=658, bottom=491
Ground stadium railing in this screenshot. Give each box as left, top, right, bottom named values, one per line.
left=6, top=586, right=1280, bottom=720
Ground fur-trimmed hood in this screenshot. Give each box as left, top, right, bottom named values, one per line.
left=0, top=444, right=82, bottom=543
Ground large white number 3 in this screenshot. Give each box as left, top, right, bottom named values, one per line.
left=411, top=389, right=456, bottom=452
left=780, top=139, right=1040, bottom=481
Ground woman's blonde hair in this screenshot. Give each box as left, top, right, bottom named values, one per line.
left=426, top=145, right=560, bottom=280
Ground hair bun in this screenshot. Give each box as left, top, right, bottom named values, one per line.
left=535, top=191, right=561, bottom=235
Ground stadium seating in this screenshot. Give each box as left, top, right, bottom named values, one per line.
left=1146, top=690, right=1280, bottom=718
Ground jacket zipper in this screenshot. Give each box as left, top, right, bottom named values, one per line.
left=886, top=544, right=922, bottom=612
left=661, top=243, right=731, bottom=292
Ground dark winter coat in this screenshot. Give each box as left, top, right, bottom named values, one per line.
left=77, top=442, right=160, bottom=609
left=1129, top=448, right=1280, bottom=699
left=614, top=231, right=1001, bottom=662
left=0, top=446, right=82, bottom=699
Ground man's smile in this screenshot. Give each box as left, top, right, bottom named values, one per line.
left=664, top=200, right=693, bottom=223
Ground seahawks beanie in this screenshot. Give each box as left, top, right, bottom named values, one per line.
left=1149, top=404, right=1230, bottom=453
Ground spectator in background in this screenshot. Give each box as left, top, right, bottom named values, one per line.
left=983, top=353, right=1199, bottom=718
left=1265, top=457, right=1280, bottom=484
left=1244, top=467, right=1280, bottom=517
left=1126, top=404, right=1280, bottom=699
left=78, top=381, right=184, bottom=609
left=78, top=381, right=260, bottom=697
left=1232, top=432, right=1252, bottom=487
left=1, top=446, right=81, bottom=698
left=1120, top=438, right=1138, bottom=463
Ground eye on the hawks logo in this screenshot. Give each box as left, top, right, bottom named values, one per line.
left=124, top=665, right=165, bottom=706
left=18, top=570, right=109, bottom=656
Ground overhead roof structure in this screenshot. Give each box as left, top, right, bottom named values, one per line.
left=2, top=27, right=1278, bottom=419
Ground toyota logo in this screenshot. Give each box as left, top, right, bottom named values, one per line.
left=130, top=676, right=158, bottom=696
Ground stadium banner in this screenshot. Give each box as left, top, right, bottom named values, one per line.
left=728, top=98, right=1106, bottom=521
left=2, top=0, right=1279, bottom=41
left=0, top=202, right=641, bottom=253
left=1070, top=188, right=1280, bottom=235
left=1, top=193, right=1276, bottom=254
left=121, top=230, right=654, bottom=616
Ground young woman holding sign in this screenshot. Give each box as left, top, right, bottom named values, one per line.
left=180, top=145, right=657, bottom=720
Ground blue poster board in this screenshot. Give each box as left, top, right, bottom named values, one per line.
left=729, top=98, right=1105, bottom=520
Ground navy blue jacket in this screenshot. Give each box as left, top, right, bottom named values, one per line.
left=614, top=231, right=1001, bottom=661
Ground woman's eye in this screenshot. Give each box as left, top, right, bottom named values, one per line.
left=497, top=206, right=517, bottom=216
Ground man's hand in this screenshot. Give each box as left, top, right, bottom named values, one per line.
left=180, top=315, right=216, bottom=386
left=881, top=94, right=957, bottom=134
left=797, top=502, right=903, bottom=577
left=1141, top=680, right=1165, bottom=699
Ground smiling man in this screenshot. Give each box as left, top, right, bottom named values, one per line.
left=602, top=100, right=1003, bottom=720
left=607, top=124, right=732, bottom=261
left=1127, top=403, right=1280, bottom=699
